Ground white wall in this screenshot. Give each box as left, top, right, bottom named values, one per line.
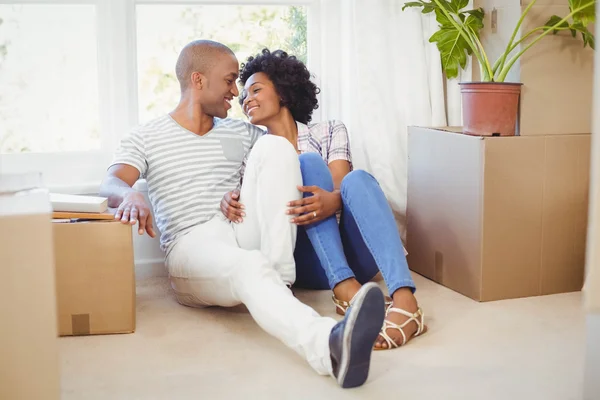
left=583, top=5, right=600, bottom=398
left=584, top=315, right=600, bottom=399
left=131, top=180, right=167, bottom=280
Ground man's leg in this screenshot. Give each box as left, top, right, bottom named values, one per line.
left=234, top=135, right=301, bottom=286
left=167, top=216, right=386, bottom=386
left=167, top=216, right=336, bottom=374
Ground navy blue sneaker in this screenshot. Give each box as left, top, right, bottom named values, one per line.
left=329, top=282, right=386, bottom=389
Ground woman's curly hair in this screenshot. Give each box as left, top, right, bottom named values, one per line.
left=239, top=49, right=320, bottom=124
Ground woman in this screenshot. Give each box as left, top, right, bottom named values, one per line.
left=221, top=49, right=426, bottom=350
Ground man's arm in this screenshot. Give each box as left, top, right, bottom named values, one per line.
left=100, top=164, right=139, bottom=207
left=100, top=164, right=156, bottom=237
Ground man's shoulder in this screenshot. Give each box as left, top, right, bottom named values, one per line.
left=132, top=115, right=173, bottom=136
left=216, top=118, right=265, bottom=137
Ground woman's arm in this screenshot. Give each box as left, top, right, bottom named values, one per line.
left=329, top=159, right=351, bottom=191
left=288, top=159, right=351, bottom=225
left=288, top=120, right=353, bottom=225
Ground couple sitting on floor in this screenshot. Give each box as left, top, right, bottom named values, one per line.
left=100, top=39, right=426, bottom=389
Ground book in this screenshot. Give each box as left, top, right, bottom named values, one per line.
left=49, top=193, right=108, bottom=214
left=52, top=211, right=115, bottom=221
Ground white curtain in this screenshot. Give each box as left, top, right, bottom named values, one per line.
left=312, top=0, right=466, bottom=239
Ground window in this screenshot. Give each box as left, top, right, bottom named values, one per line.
left=0, top=4, right=99, bottom=153
left=136, top=4, right=307, bottom=123
left=0, top=0, right=315, bottom=191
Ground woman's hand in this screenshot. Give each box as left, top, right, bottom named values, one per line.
left=220, top=190, right=245, bottom=223
left=287, top=185, right=341, bottom=226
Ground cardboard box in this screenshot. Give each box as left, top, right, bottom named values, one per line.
left=1, top=185, right=60, bottom=400
left=406, top=127, right=591, bottom=301
left=53, top=220, right=136, bottom=335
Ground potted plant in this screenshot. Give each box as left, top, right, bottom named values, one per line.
left=403, top=0, right=596, bottom=136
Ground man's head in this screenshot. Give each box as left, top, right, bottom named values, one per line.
left=175, top=40, right=239, bottom=118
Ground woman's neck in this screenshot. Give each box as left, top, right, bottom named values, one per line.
left=265, top=109, right=298, bottom=150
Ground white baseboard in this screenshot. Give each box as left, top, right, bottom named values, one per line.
left=135, top=258, right=167, bottom=280
left=584, top=314, right=600, bottom=400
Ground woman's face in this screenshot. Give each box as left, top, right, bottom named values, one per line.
left=241, top=72, right=282, bottom=126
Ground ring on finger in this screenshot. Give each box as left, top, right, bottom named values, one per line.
left=313, top=211, right=317, bottom=218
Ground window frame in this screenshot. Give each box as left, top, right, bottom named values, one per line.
left=0, top=0, right=320, bottom=193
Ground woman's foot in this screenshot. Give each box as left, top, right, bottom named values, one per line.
left=332, top=278, right=363, bottom=315
left=374, top=288, right=425, bottom=349
left=332, top=278, right=393, bottom=316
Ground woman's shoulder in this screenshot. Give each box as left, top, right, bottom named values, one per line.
left=306, top=120, right=348, bottom=136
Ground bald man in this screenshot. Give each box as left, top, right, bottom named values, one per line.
left=99, top=40, right=385, bottom=389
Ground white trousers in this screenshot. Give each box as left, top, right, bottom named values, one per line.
left=166, top=135, right=337, bottom=375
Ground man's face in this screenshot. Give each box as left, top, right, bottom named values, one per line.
left=201, top=53, right=240, bottom=118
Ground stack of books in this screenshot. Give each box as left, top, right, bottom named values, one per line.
left=50, top=193, right=114, bottom=221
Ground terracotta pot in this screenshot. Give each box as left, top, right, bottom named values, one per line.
left=459, top=82, right=523, bottom=136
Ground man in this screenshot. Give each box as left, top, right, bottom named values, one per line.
left=99, top=40, right=385, bottom=389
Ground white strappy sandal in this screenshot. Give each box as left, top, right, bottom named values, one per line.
left=376, top=307, right=427, bottom=350
left=333, top=293, right=393, bottom=316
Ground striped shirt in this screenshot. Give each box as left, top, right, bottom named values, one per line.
left=296, top=120, right=353, bottom=169
left=110, top=115, right=263, bottom=255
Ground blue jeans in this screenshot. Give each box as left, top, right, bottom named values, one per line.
left=293, top=153, right=416, bottom=296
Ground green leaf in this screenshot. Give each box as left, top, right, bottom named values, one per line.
left=435, top=7, right=454, bottom=27
left=544, top=15, right=570, bottom=33
left=422, top=4, right=436, bottom=13
left=464, top=7, right=484, bottom=20
left=543, top=14, right=596, bottom=49
left=569, top=0, right=595, bottom=26
left=402, top=1, right=425, bottom=10
left=449, top=0, right=469, bottom=13
left=429, top=11, right=472, bottom=79
left=578, top=24, right=596, bottom=48
left=464, top=8, right=484, bottom=32
left=403, top=1, right=438, bottom=13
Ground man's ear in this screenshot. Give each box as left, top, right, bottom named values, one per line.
left=191, top=71, right=206, bottom=90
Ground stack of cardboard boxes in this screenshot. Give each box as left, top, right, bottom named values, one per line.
left=1, top=183, right=136, bottom=399
left=1, top=178, right=60, bottom=400
left=406, top=1, right=593, bottom=301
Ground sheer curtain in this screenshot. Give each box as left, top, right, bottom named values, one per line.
left=311, top=0, right=466, bottom=239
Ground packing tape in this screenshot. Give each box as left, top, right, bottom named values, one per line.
left=71, top=314, right=90, bottom=335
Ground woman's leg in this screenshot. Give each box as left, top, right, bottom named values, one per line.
left=293, top=153, right=359, bottom=298
left=293, top=226, right=330, bottom=289
left=340, top=170, right=415, bottom=294
left=339, top=170, right=423, bottom=348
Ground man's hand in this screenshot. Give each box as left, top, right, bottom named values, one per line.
left=220, top=190, right=245, bottom=223
left=114, top=192, right=156, bottom=237
left=287, top=185, right=341, bottom=226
